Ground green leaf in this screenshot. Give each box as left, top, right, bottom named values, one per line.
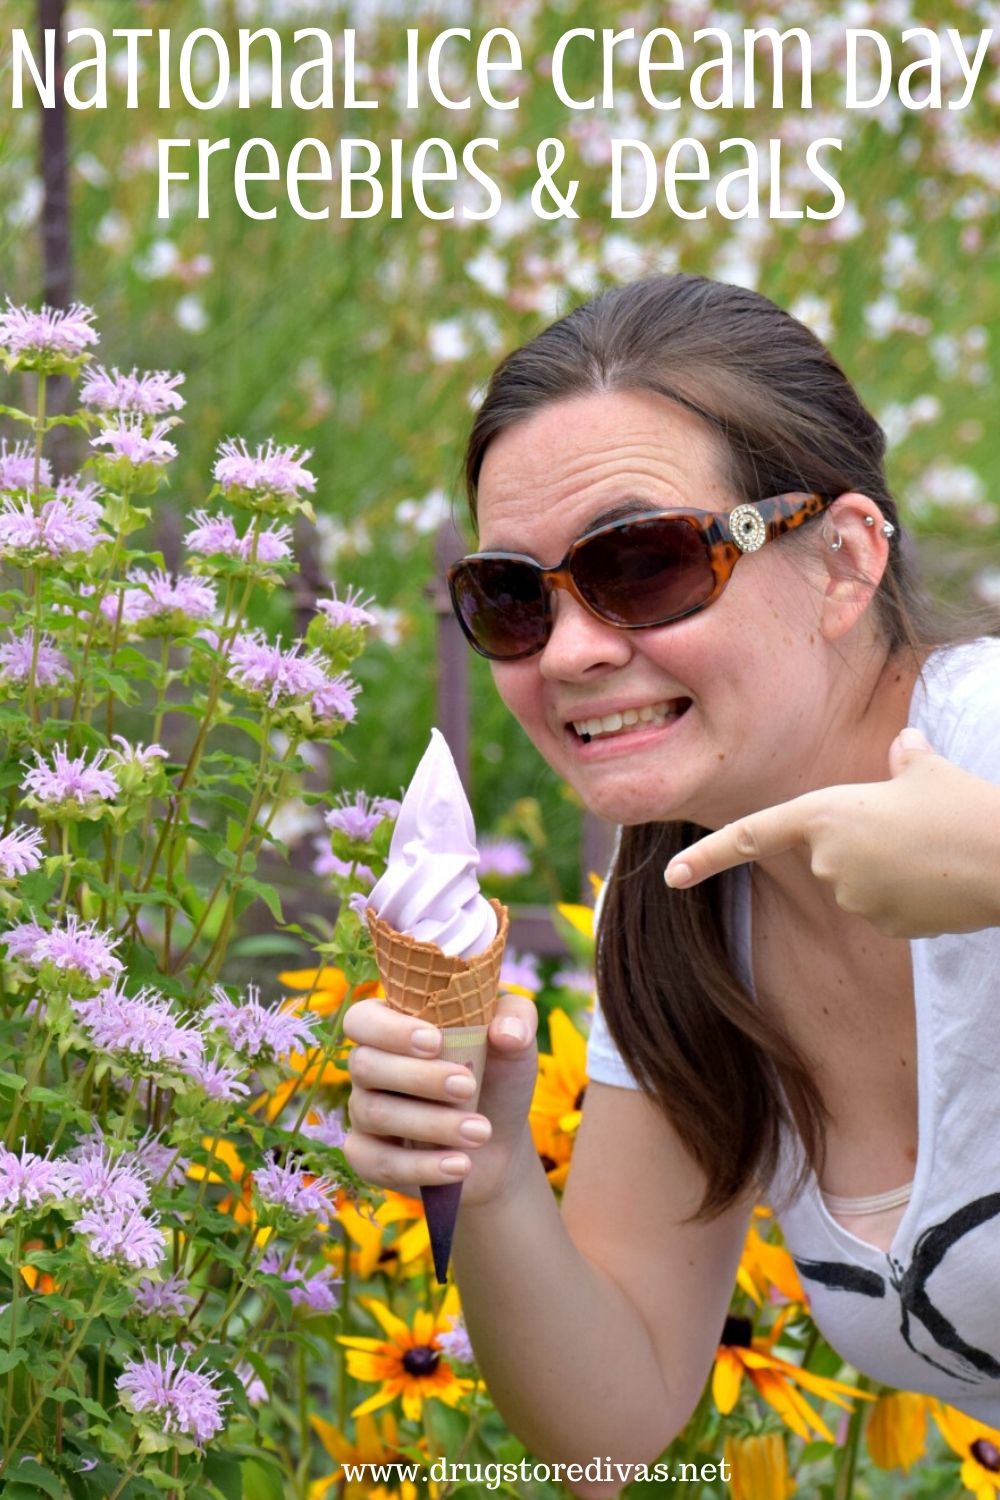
left=0, top=1346, right=26, bottom=1374
left=241, top=1460, right=283, bottom=1500
left=239, top=877, right=283, bottom=923
left=50, top=1386, right=110, bottom=1422
left=0, top=1072, right=27, bottom=1094
left=0, top=404, right=33, bottom=422
left=203, top=1451, right=244, bottom=1500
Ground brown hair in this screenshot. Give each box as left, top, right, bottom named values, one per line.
left=464, top=273, right=995, bottom=1218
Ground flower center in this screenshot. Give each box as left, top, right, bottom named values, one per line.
left=573, top=1086, right=587, bottom=1111
left=721, top=1315, right=754, bottom=1348
left=972, top=1439, right=1000, bottom=1472
left=539, top=1154, right=558, bottom=1173
left=402, top=1345, right=440, bottom=1377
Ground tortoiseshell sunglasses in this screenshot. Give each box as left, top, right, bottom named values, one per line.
left=448, top=492, right=831, bottom=661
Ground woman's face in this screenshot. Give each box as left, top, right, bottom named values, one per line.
left=475, top=388, right=839, bottom=830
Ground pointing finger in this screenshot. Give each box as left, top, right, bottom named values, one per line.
left=664, top=795, right=816, bottom=887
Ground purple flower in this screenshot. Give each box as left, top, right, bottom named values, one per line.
left=552, top=966, right=595, bottom=997
left=0, top=297, right=98, bottom=360
left=500, top=951, right=542, bottom=994
left=478, top=838, right=532, bottom=879
left=131, top=1274, right=195, bottom=1319
left=22, top=743, right=119, bottom=808
left=0, top=825, right=44, bottom=880
left=117, top=1348, right=227, bottom=1447
left=90, top=417, right=177, bottom=467
left=315, top=586, right=376, bottom=630
left=325, top=791, right=399, bottom=844
left=4, top=914, right=123, bottom=984
left=0, top=1142, right=67, bottom=1215
left=437, top=1315, right=475, bottom=1364
left=225, top=631, right=327, bottom=707
left=129, top=1134, right=189, bottom=1191
left=62, top=1144, right=150, bottom=1211
left=80, top=365, right=185, bottom=416
left=73, top=984, right=204, bottom=1073
left=311, top=674, right=360, bottom=725
left=312, top=842, right=375, bottom=885
left=259, top=1247, right=342, bottom=1313
left=205, top=982, right=316, bottom=1062
left=107, top=735, right=169, bottom=773
left=0, top=630, right=71, bottom=688
left=182, top=1053, right=250, bottom=1103
left=101, top=569, right=216, bottom=627
left=346, top=891, right=370, bottom=919
left=255, top=1155, right=337, bottom=1222
left=184, top=510, right=292, bottom=564
left=77, top=1203, right=165, bottom=1270
left=301, top=1107, right=346, bottom=1150
left=0, top=439, right=53, bottom=492
left=0, top=495, right=109, bottom=559
left=213, top=437, right=316, bottom=501
left=235, top=1360, right=268, bottom=1407
left=55, top=474, right=103, bottom=510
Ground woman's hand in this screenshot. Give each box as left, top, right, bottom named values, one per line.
left=342, top=991, right=540, bottom=1207
left=664, top=727, right=1000, bottom=939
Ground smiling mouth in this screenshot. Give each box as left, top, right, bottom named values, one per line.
left=571, top=697, right=691, bottom=744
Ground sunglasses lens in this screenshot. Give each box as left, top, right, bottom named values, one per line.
left=449, top=558, right=548, bottom=660
left=572, top=517, right=715, bottom=626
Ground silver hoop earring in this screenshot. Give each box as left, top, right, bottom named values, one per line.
left=828, top=529, right=843, bottom=552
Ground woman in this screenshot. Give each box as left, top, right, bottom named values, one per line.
left=343, top=275, right=1000, bottom=1493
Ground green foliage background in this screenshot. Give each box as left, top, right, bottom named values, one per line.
left=2, top=0, right=998, bottom=900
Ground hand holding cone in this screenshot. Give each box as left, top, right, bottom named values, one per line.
left=365, top=898, right=509, bottom=1282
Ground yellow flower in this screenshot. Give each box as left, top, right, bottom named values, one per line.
left=335, top=1191, right=430, bottom=1280
left=933, top=1401, right=1000, bottom=1499
left=713, top=1310, right=873, bottom=1442
left=529, top=1008, right=588, bottom=1188
left=556, top=902, right=595, bottom=940
left=723, top=1431, right=795, bottom=1500
left=338, top=1285, right=473, bottom=1422
left=737, top=1224, right=806, bottom=1307
left=308, top=1409, right=437, bottom=1500
left=866, top=1390, right=929, bottom=1472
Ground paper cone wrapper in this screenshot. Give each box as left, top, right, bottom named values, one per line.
left=365, top=900, right=509, bottom=1282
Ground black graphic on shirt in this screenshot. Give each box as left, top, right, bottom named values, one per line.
left=794, top=1192, right=1000, bottom=1385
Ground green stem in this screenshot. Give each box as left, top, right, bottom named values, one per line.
left=4, top=1223, right=23, bottom=1454
left=833, top=1373, right=871, bottom=1500
left=0, top=1273, right=111, bottom=1478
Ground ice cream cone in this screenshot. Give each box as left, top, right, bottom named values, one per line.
left=365, top=899, right=509, bottom=1282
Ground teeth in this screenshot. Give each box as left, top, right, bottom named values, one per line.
left=571, top=700, right=683, bottom=741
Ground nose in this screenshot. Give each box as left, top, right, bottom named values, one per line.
left=537, top=586, right=634, bottom=681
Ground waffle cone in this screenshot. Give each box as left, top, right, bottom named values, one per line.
left=365, top=899, right=508, bottom=1028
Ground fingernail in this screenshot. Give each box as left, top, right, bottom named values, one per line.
left=495, top=1018, right=526, bottom=1044
left=441, top=1155, right=469, bottom=1175
left=459, top=1118, right=490, bottom=1143
left=665, top=862, right=693, bottom=888
left=445, top=1072, right=476, bottom=1099
left=411, top=1027, right=440, bottom=1055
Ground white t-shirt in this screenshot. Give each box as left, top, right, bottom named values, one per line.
left=585, top=637, right=1000, bottom=1421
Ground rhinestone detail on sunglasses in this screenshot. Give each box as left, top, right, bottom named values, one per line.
left=448, top=491, right=831, bottom=662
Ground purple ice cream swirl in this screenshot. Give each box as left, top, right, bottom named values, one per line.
left=367, top=729, right=498, bottom=959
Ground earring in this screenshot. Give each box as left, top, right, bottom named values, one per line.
left=863, top=514, right=896, bottom=540
left=827, top=528, right=843, bottom=552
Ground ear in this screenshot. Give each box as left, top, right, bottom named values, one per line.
left=816, top=492, right=893, bottom=644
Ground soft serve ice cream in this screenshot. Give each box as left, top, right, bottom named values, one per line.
left=364, top=728, right=509, bottom=1285
left=367, top=728, right=498, bottom=958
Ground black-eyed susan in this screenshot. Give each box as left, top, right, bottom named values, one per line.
left=713, top=1308, right=873, bottom=1441
left=737, top=1223, right=806, bottom=1308
left=723, top=1429, right=795, bottom=1500
left=335, top=1191, right=430, bottom=1280
left=338, top=1285, right=473, bottom=1422
left=530, top=1009, right=588, bottom=1188
left=866, top=1390, right=929, bottom=1472
left=308, top=1409, right=437, bottom=1500
left=933, top=1400, right=1000, bottom=1498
